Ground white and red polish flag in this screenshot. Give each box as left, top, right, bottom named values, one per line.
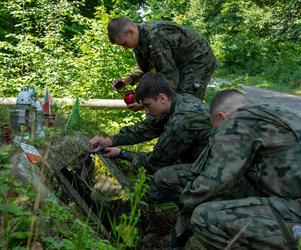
left=42, top=86, right=52, bottom=115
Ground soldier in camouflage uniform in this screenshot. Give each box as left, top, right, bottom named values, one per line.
left=90, top=73, right=211, bottom=198
left=107, top=16, right=217, bottom=103
left=172, top=89, right=301, bottom=249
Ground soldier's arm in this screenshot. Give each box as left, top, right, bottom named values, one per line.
left=131, top=112, right=211, bottom=173
left=149, top=38, right=179, bottom=89
left=111, top=117, right=164, bottom=146
left=179, top=116, right=259, bottom=213
left=118, top=150, right=151, bottom=169
left=126, top=50, right=152, bottom=84
left=126, top=66, right=144, bottom=84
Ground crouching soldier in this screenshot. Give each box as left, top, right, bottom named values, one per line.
left=173, top=89, right=301, bottom=249
left=107, top=16, right=217, bottom=112
left=89, top=72, right=212, bottom=202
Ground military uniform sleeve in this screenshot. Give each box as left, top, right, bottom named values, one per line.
left=111, top=117, right=165, bottom=146
left=119, top=150, right=152, bottom=172
left=134, top=112, right=210, bottom=173
left=126, top=65, right=144, bottom=84
left=117, top=148, right=151, bottom=167
left=180, top=116, right=262, bottom=213
left=149, top=37, right=179, bottom=90
left=127, top=48, right=152, bottom=83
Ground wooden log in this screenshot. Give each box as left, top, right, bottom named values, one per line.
left=0, top=97, right=127, bottom=109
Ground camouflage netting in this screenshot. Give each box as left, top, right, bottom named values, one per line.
left=5, top=131, right=127, bottom=205
left=46, top=132, right=126, bottom=204
left=47, top=132, right=90, bottom=172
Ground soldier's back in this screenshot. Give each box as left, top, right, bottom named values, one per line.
left=232, top=105, right=301, bottom=198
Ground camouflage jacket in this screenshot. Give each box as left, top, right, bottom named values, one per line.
left=111, top=94, right=211, bottom=173
left=180, top=105, right=301, bottom=213
left=128, top=21, right=217, bottom=96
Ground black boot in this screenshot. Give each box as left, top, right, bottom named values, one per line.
left=170, top=230, right=191, bottom=250
left=147, top=189, right=171, bottom=204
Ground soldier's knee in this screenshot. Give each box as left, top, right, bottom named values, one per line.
left=191, top=202, right=218, bottom=232
left=153, top=169, right=164, bottom=187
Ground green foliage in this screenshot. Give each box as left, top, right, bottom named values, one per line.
left=0, top=144, right=12, bottom=164
left=41, top=199, right=116, bottom=250
left=142, top=0, right=188, bottom=23
left=0, top=145, right=116, bottom=250
left=186, top=0, right=301, bottom=88
left=0, top=145, right=32, bottom=249
left=0, top=0, right=136, bottom=99
left=78, top=108, right=144, bottom=136
left=109, top=168, right=149, bottom=249
left=1, top=0, right=300, bottom=99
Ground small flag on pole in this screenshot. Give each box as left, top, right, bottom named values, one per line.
left=65, top=97, right=81, bottom=132
left=42, top=86, right=52, bottom=115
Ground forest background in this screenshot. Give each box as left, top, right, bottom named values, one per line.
left=0, top=0, right=300, bottom=249
left=1, top=0, right=300, bottom=100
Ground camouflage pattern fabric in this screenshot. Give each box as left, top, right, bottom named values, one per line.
left=153, top=164, right=255, bottom=204
left=153, top=163, right=192, bottom=201
left=111, top=94, right=212, bottom=173
left=129, top=21, right=218, bottom=99
left=174, top=105, right=301, bottom=246
left=191, top=197, right=301, bottom=250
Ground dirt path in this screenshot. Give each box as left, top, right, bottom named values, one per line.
left=212, top=78, right=301, bottom=115
left=242, top=85, right=301, bottom=115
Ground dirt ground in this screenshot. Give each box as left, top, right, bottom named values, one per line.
left=138, top=204, right=205, bottom=250
left=242, top=85, right=301, bottom=115
left=212, top=78, right=301, bottom=115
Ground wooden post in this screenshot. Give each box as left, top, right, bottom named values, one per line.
left=0, top=97, right=127, bottom=110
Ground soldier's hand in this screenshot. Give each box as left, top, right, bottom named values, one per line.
left=89, top=136, right=113, bottom=152
left=112, top=76, right=133, bottom=91
left=103, top=147, right=121, bottom=158
left=112, top=78, right=125, bottom=92
left=127, top=102, right=144, bottom=112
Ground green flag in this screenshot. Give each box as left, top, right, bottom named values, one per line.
left=65, top=97, right=81, bottom=131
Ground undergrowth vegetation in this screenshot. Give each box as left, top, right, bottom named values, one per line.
left=0, top=0, right=300, bottom=249
left=0, top=0, right=300, bottom=99
left=0, top=144, right=114, bottom=249
left=0, top=136, right=150, bottom=249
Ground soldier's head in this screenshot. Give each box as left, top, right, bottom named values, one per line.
left=136, top=72, right=174, bottom=120
left=210, top=89, right=250, bottom=128
left=107, top=17, right=139, bottom=49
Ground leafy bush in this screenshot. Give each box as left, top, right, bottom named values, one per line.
left=0, top=0, right=135, bottom=99
left=109, top=168, right=149, bottom=249
left=0, top=144, right=116, bottom=249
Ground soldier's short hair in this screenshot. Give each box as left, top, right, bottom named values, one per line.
left=210, top=89, right=250, bottom=116
left=136, top=73, right=174, bottom=102
left=107, top=16, right=135, bottom=43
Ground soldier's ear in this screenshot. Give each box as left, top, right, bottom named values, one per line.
left=124, top=26, right=135, bottom=35
left=158, top=93, right=168, bottom=104
left=217, top=112, right=228, bottom=120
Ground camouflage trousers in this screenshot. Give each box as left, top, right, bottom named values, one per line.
left=153, top=164, right=253, bottom=202
left=177, top=61, right=216, bottom=100
left=177, top=39, right=217, bottom=99
left=153, top=164, right=193, bottom=201
left=190, top=197, right=301, bottom=250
